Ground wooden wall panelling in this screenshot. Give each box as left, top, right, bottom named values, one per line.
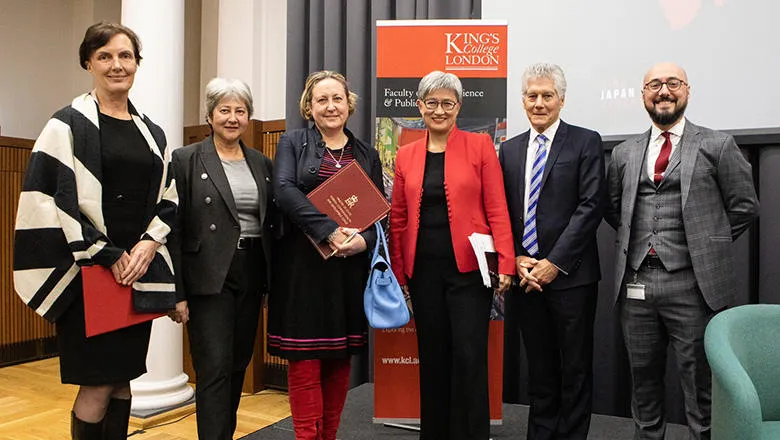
left=0, top=138, right=57, bottom=366
left=182, top=125, right=212, bottom=147
left=256, top=119, right=285, bottom=159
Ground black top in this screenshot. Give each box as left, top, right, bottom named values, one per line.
left=99, top=112, right=154, bottom=250
left=417, top=151, right=454, bottom=259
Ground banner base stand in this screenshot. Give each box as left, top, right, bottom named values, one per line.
left=383, top=422, right=420, bottom=432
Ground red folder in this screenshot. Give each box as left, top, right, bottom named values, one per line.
left=306, top=161, right=390, bottom=259
left=82, top=265, right=163, bottom=337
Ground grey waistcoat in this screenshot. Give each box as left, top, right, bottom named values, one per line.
left=627, top=148, right=692, bottom=272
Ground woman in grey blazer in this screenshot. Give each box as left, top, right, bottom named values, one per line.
left=169, top=78, right=274, bottom=440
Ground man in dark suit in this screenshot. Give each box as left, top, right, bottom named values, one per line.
left=499, top=63, right=606, bottom=440
left=605, top=62, right=759, bottom=439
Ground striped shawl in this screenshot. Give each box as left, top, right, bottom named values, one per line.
left=13, top=93, right=178, bottom=322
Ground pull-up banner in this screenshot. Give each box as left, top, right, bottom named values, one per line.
left=373, top=19, right=508, bottom=425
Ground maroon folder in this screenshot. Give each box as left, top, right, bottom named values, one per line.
left=82, top=265, right=163, bottom=337
left=306, top=161, right=390, bottom=259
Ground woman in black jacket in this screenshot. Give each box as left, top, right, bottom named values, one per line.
left=267, top=70, right=383, bottom=440
left=169, top=78, right=273, bottom=440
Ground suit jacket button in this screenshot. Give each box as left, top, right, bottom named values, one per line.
left=209, top=224, right=217, bottom=231
left=205, top=197, right=212, bottom=204
left=623, top=249, right=627, bottom=255
left=201, top=173, right=208, bottom=180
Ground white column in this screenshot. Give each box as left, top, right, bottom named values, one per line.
left=122, top=0, right=194, bottom=411
left=213, top=0, right=286, bottom=120
left=255, top=0, right=286, bottom=120
left=216, top=0, right=254, bottom=83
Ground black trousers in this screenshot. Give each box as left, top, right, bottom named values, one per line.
left=187, top=247, right=265, bottom=440
left=515, top=282, right=598, bottom=440
left=408, top=254, right=493, bottom=440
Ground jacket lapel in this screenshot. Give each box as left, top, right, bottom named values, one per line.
left=199, top=137, right=240, bottom=224
left=679, top=119, right=700, bottom=209
left=541, top=121, right=567, bottom=189
left=515, top=131, right=530, bottom=204
left=409, top=132, right=429, bottom=197
left=624, top=130, right=652, bottom=219
left=657, top=141, right=682, bottom=190
left=242, top=143, right=269, bottom=227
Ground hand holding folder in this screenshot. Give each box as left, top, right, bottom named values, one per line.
left=468, top=233, right=517, bottom=290
left=82, top=265, right=163, bottom=337
left=328, top=229, right=360, bottom=257
left=306, top=161, right=390, bottom=259
left=468, top=233, right=500, bottom=288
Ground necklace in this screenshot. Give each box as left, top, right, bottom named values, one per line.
left=326, top=146, right=346, bottom=168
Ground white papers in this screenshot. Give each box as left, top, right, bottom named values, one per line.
left=468, top=233, right=495, bottom=288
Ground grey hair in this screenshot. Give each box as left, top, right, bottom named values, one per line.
left=522, top=63, right=567, bottom=98
left=204, top=77, right=254, bottom=121
left=416, top=70, right=463, bottom=102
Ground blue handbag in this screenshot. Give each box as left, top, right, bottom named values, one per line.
left=364, top=222, right=410, bottom=329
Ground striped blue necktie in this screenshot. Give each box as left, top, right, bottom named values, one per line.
left=522, top=134, right=548, bottom=256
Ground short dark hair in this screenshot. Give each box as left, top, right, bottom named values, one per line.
left=78, top=22, right=143, bottom=70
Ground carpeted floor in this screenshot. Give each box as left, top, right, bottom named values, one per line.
left=242, top=383, right=688, bottom=439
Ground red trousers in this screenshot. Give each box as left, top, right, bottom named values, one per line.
left=287, top=358, right=351, bottom=440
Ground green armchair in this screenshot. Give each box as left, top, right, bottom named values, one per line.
left=705, top=304, right=780, bottom=439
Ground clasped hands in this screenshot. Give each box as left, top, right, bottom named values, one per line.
left=516, top=256, right=559, bottom=293
left=328, top=227, right=367, bottom=258
left=109, top=239, right=161, bottom=286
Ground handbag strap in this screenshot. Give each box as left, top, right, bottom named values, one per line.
left=373, top=222, right=389, bottom=258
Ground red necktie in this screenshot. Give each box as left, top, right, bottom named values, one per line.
left=648, top=132, right=672, bottom=256
left=653, top=132, right=672, bottom=184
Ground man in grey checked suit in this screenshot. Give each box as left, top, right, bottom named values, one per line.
left=605, top=62, right=759, bottom=439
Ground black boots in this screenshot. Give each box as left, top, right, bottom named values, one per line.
left=70, top=398, right=131, bottom=440
left=103, top=398, right=131, bottom=439
left=70, top=412, right=103, bottom=440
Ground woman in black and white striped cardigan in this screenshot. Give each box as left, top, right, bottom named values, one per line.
left=13, top=23, right=177, bottom=439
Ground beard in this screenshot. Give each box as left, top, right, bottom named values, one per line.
left=646, top=97, right=687, bottom=126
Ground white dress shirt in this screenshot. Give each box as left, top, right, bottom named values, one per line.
left=524, top=118, right=561, bottom=222
left=646, top=118, right=685, bottom=181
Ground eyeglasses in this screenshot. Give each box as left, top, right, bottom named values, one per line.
left=643, top=78, right=687, bottom=93
left=423, top=99, right=458, bottom=111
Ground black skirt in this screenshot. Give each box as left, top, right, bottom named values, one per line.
left=56, top=275, right=152, bottom=385
left=267, top=228, right=369, bottom=360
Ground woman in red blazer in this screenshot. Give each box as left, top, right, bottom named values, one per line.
left=389, top=71, right=515, bottom=440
